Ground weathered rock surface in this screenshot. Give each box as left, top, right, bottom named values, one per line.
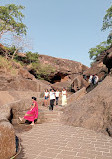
left=38, top=55, right=89, bottom=91
left=51, top=81, right=71, bottom=91
left=0, top=122, right=16, bottom=159
left=0, top=103, right=16, bottom=159
left=61, top=75, right=112, bottom=136
left=18, top=68, right=35, bottom=80
left=103, top=51, right=112, bottom=73
left=84, top=62, right=108, bottom=81
left=84, top=46, right=112, bottom=81
left=71, top=75, right=89, bottom=92
left=39, top=54, right=88, bottom=82
left=0, top=98, right=46, bottom=159
left=67, top=87, right=87, bottom=105
left=0, top=43, right=89, bottom=92
left=0, top=74, right=50, bottom=92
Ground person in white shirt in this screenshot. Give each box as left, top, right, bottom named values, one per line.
left=94, top=75, right=99, bottom=84
left=49, top=89, right=55, bottom=110
left=88, top=75, right=93, bottom=84
left=44, top=89, right=49, bottom=107
left=62, top=88, right=67, bottom=106
left=55, top=89, right=60, bottom=106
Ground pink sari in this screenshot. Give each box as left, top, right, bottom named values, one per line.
left=24, top=101, right=38, bottom=122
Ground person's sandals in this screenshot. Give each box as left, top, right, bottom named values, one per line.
left=19, top=117, right=22, bottom=121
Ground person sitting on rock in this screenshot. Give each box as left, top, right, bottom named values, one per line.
left=19, top=97, right=38, bottom=126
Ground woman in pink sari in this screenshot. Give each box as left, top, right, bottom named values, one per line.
left=19, top=97, right=38, bottom=125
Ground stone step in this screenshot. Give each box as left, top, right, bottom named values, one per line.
left=43, top=114, right=61, bottom=119
left=44, top=119, right=60, bottom=123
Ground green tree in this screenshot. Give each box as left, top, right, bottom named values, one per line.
left=102, top=5, right=112, bottom=43
left=102, top=5, right=112, bottom=31
left=89, top=5, right=112, bottom=62
left=0, top=4, right=27, bottom=39
left=88, top=41, right=111, bottom=61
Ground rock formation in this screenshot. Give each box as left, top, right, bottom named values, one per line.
left=39, top=54, right=88, bottom=82
left=1, top=43, right=112, bottom=159
left=38, top=55, right=89, bottom=91
left=84, top=46, right=112, bottom=81
left=61, top=75, right=112, bottom=136
left=71, top=75, right=89, bottom=92
left=0, top=104, right=16, bottom=159
left=103, top=51, right=112, bottom=73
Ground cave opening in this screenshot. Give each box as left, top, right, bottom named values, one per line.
left=50, top=73, right=68, bottom=84
left=29, top=69, right=38, bottom=78
left=29, top=69, right=69, bottom=84
left=50, top=74, right=61, bottom=84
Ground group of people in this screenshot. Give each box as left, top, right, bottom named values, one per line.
left=19, top=88, right=67, bottom=126
left=44, top=88, right=67, bottom=110
left=89, top=74, right=99, bottom=85
left=18, top=74, right=99, bottom=126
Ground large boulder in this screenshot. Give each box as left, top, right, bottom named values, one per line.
left=0, top=122, right=16, bottom=159
left=18, top=68, right=35, bottom=80
left=0, top=91, right=15, bottom=106
left=0, top=104, right=16, bottom=159
left=67, top=87, right=87, bottom=105
left=71, top=75, right=89, bottom=92
left=51, top=81, right=71, bottom=91
left=84, top=46, right=112, bottom=81
left=0, top=75, right=51, bottom=92
left=61, top=75, right=112, bottom=136
left=103, top=52, right=112, bottom=73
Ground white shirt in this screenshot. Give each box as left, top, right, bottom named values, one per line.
left=89, top=75, right=93, bottom=83
left=45, top=92, right=49, bottom=97
left=55, top=91, right=60, bottom=97
left=50, top=92, right=55, bottom=100
left=62, top=90, right=66, bottom=97
left=95, top=75, right=99, bottom=83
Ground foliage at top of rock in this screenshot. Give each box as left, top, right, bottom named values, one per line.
left=88, top=5, right=112, bottom=63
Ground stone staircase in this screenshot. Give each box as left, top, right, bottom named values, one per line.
left=38, top=105, right=63, bottom=123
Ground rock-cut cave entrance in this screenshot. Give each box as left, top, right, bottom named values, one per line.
left=50, top=73, right=68, bottom=84
left=29, top=69, right=68, bottom=84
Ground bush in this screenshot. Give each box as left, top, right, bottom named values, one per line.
left=31, top=62, right=55, bottom=81
left=0, top=55, right=18, bottom=75
left=26, top=51, right=38, bottom=64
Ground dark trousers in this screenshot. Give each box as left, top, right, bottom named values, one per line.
left=56, top=97, right=59, bottom=105
left=50, top=99, right=55, bottom=110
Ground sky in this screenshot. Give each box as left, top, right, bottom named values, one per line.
left=0, top=0, right=112, bottom=67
